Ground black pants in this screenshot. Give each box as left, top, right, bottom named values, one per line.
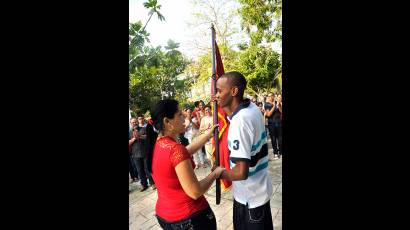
left=267, top=124, right=282, bottom=156
left=129, top=154, right=138, bottom=179
left=156, top=206, right=216, bottom=230
left=133, top=157, right=154, bottom=187
left=233, top=200, right=273, bottom=230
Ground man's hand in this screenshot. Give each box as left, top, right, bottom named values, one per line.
left=133, top=129, right=140, bottom=139
left=210, top=94, right=217, bottom=103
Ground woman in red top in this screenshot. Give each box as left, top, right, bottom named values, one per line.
left=145, top=99, right=225, bottom=230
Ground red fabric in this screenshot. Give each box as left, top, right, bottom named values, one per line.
left=192, top=108, right=200, bottom=121
left=210, top=41, right=232, bottom=191
left=152, top=136, right=209, bottom=221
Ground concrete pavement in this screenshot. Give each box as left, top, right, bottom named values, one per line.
left=129, top=143, right=282, bottom=230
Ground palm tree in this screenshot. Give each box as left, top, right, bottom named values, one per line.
left=141, top=0, right=165, bottom=32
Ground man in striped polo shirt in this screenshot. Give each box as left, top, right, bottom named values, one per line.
left=216, top=71, right=273, bottom=230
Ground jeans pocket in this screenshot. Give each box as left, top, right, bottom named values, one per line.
left=170, top=219, right=193, bottom=230
left=248, top=206, right=265, bottom=224
left=206, top=212, right=215, bottom=220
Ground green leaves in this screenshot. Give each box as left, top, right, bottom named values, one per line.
left=129, top=35, right=188, bottom=114
left=165, top=39, right=180, bottom=50
left=236, top=0, right=282, bottom=93
left=238, top=44, right=281, bottom=93
left=143, top=0, right=158, bottom=9
left=238, top=0, right=281, bottom=45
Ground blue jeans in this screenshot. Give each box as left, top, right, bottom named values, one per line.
left=233, top=199, right=273, bottom=230
left=129, top=154, right=138, bottom=179
left=156, top=206, right=216, bottom=230
left=132, top=156, right=148, bottom=187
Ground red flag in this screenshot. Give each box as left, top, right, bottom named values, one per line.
left=211, top=41, right=232, bottom=191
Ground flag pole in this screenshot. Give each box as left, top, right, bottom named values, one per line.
left=211, top=24, right=221, bottom=205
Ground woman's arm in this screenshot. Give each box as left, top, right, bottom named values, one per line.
left=186, top=124, right=218, bottom=155
left=175, top=160, right=225, bottom=200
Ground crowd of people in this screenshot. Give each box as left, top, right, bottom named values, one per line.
left=129, top=71, right=282, bottom=229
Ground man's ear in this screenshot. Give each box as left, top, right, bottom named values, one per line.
left=231, top=86, right=239, bottom=97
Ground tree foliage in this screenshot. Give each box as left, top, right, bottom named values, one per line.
left=238, top=0, right=282, bottom=45
left=129, top=1, right=188, bottom=115
left=129, top=0, right=282, bottom=115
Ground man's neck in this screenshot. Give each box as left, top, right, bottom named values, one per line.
left=223, top=98, right=242, bottom=116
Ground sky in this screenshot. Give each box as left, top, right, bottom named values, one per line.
left=129, top=0, right=195, bottom=58
left=129, top=0, right=281, bottom=59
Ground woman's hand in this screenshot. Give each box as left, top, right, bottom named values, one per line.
left=206, top=124, right=219, bottom=140
left=212, top=166, right=226, bottom=179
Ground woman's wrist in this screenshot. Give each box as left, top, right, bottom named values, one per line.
left=220, top=169, right=226, bottom=179
left=210, top=171, right=217, bottom=180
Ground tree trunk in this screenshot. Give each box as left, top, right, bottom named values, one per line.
left=141, top=13, right=154, bottom=32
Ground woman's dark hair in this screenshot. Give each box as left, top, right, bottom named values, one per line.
left=145, top=99, right=179, bottom=172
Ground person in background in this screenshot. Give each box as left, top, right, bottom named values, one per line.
left=191, top=104, right=206, bottom=169
left=129, top=118, right=139, bottom=184
left=129, top=116, right=149, bottom=191
left=264, top=93, right=279, bottom=158
left=199, top=105, right=213, bottom=166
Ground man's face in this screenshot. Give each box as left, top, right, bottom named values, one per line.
left=130, top=119, right=137, bottom=127
left=137, top=117, right=144, bottom=125
left=216, top=77, right=233, bottom=109
left=267, top=94, right=274, bottom=103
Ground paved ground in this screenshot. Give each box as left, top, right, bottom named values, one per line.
left=129, top=141, right=282, bottom=230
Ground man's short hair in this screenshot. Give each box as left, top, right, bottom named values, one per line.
left=220, top=71, right=247, bottom=99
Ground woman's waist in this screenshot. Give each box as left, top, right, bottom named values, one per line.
left=156, top=196, right=209, bottom=221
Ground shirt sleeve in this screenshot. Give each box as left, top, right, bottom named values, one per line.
left=169, top=144, right=191, bottom=168
left=229, top=118, right=254, bottom=163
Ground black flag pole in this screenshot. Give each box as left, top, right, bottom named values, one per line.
left=211, top=24, right=221, bottom=205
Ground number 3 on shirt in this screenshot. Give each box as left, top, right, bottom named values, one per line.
left=233, top=140, right=240, bottom=150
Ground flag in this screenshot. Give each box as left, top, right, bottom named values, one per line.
left=211, top=41, right=232, bottom=191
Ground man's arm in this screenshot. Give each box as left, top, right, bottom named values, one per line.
left=265, top=104, right=276, bottom=117
left=129, top=137, right=136, bottom=146
left=220, top=160, right=249, bottom=181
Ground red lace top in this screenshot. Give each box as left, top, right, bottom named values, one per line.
left=152, top=136, right=209, bottom=221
